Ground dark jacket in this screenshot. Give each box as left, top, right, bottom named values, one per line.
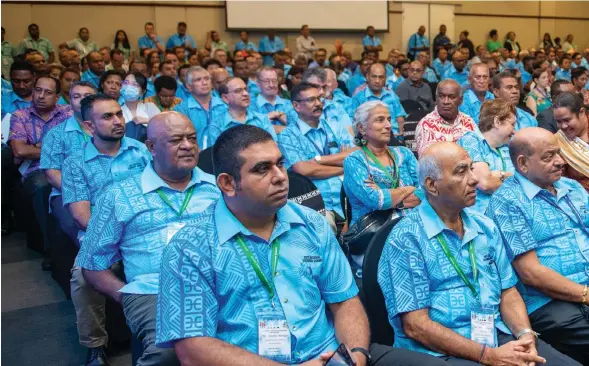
left=536, top=107, right=557, bottom=134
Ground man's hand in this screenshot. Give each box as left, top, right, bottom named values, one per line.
left=483, top=338, right=546, bottom=366
left=267, top=111, right=287, bottom=125
left=517, top=333, right=539, bottom=366
left=149, top=33, right=157, bottom=41
left=402, top=192, right=421, bottom=208
left=299, top=351, right=334, bottom=365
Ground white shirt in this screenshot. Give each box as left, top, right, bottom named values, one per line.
left=296, top=35, right=317, bottom=60
left=122, top=102, right=160, bottom=125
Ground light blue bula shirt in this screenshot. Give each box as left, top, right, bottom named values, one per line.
left=362, top=35, right=382, bottom=50
left=459, top=89, right=495, bottom=123
left=331, top=89, right=354, bottom=119
left=208, top=110, right=277, bottom=146
left=1, top=89, right=32, bottom=119
left=81, top=70, right=101, bottom=88
left=248, top=94, right=298, bottom=126
left=555, top=68, right=571, bottom=81
left=258, top=36, right=285, bottom=66
left=423, top=67, right=438, bottom=83
left=75, top=164, right=221, bottom=294
left=351, top=88, right=407, bottom=135
left=432, top=58, right=450, bottom=79
left=173, top=94, right=228, bottom=150
left=385, top=75, right=405, bottom=92
left=156, top=200, right=357, bottom=364
left=346, top=72, right=366, bottom=96
left=138, top=34, right=164, bottom=51
left=165, top=33, right=197, bottom=50
left=457, top=130, right=515, bottom=214
left=378, top=198, right=518, bottom=357
left=515, top=107, right=537, bottom=130
left=486, top=173, right=589, bottom=314
left=323, top=99, right=353, bottom=129
left=442, top=65, right=469, bottom=88
left=278, top=118, right=354, bottom=217
left=234, top=40, right=258, bottom=52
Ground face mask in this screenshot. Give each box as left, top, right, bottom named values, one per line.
left=121, top=85, right=141, bottom=101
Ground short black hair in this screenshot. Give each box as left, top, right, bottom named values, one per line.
left=159, top=60, right=174, bottom=72
left=218, top=76, right=242, bottom=96
left=1, top=27, right=5, bottom=33
left=178, top=21, right=187, bottom=27
left=492, top=71, right=516, bottom=90
left=550, top=79, right=572, bottom=99
left=128, top=71, right=148, bottom=95
left=28, top=23, right=38, bottom=31
left=552, top=91, right=584, bottom=116
left=10, top=60, right=35, bottom=75
left=571, top=67, right=587, bottom=82
left=110, top=49, right=124, bottom=58
left=290, top=81, right=317, bottom=102
left=203, top=59, right=222, bottom=70
left=212, top=124, right=275, bottom=181
left=489, top=29, right=498, bottom=37
left=35, top=76, right=61, bottom=94
left=559, top=56, right=570, bottom=66
left=154, top=75, right=178, bottom=93
left=98, top=69, right=125, bottom=92
left=24, top=48, right=41, bottom=57
left=80, top=94, right=116, bottom=122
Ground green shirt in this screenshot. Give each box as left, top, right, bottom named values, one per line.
left=211, top=40, right=230, bottom=54
left=486, top=39, right=502, bottom=52
left=2, top=41, right=14, bottom=78
left=18, top=36, right=54, bottom=59
left=67, top=38, right=97, bottom=58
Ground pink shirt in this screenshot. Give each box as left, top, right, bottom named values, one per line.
left=415, top=108, right=477, bottom=157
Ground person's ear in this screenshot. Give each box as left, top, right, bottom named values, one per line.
left=83, top=120, right=94, bottom=135
left=492, top=88, right=500, bottom=98
left=292, top=101, right=301, bottom=113
left=492, top=116, right=501, bottom=129
left=424, top=176, right=439, bottom=197
left=221, top=93, right=229, bottom=104
left=144, top=138, right=156, bottom=156
left=516, top=155, right=528, bottom=174
left=217, top=173, right=237, bottom=197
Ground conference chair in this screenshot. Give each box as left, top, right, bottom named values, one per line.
left=402, top=109, right=430, bottom=157
left=400, top=99, right=424, bottom=114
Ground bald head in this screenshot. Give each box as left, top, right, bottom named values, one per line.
left=509, top=127, right=556, bottom=167
left=451, top=51, right=466, bottom=72
left=211, top=68, right=230, bottom=91
left=408, top=61, right=424, bottom=82
left=325, top=68, right=338, bottom=92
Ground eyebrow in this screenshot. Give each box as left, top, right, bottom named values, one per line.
left=453, top=162, right=469, bottom=173
left=249, top=156, right=284, bottom=172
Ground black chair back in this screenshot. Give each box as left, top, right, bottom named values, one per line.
left=400, top=99, right=423, bottom=114
left=402, top=109, right=429, bottom=157
left=361, top=216, right=402, bottom=346
left=340, top=186, right=353, bottom=226
left=429, top=82, right=439, bottom=101
left=197, top=147, right=214, bottom=175
left=287, top=171, right=325, bottom=214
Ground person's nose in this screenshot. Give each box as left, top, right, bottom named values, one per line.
left=553, top=154, right=565, bottom=169
left=272, top=166, right=287, bottom=184
left=179, top=136, right=195, bottom=150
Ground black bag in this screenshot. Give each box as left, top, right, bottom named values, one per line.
left=341, top=209, right=395, bottom=256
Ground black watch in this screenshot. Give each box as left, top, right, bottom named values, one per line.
left=351, top=347, right=371, bottom=363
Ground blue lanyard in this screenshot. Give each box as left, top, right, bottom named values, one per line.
left=538, top=192, right=588, bottom=234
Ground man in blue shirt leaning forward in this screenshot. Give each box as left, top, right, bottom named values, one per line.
left=156, top=124, right=449, bottom=366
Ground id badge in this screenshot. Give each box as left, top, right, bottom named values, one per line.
left=258, top=317, right=292, bottom=363
left=166, top=222, right=186, bottom=245
left=470, top=305, right=497, bottom=347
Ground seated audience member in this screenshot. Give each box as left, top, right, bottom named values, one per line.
left=245, top=54, right=261, bottom=98
left=156, top=124, right=445, bottom=366
left=525, top=68, right=552, bottom=115
left=442, top=51, right=469, bottom=88
left=492, top=71, right=537, bottom=130
left=111, top=30, right=134, bottom=65
left=552, top=92, right=589, bottom=191
left=250, top=67, right=297, bottom=127
left=205, top=30, right=230, bottom=54
left=278, top=83, right=357, bottom=232
left=209, top=77, right=277, bottom=145
left=417, top=51, right=438, bottom=83
left=379, top=141, right=579, bottom=366
left=166, top=22, right=196, bottom=55
left=459, top=63, right=494, bottom=122
left=80, top=51, right=105, bottom=88
left=232, top=58, right=248, bottom=83
left=106, top=49, right=127, bottom=73
left=173, top=46, right=187, bottom=66
left=274, top=66, right=290, bottom=100
left=145, top=75, right=182, bottom=112
left=159, top=60, right=178, bottom=80
left=396, top=60, right=435, bottom=111
left=556, top=56, right=572, bottom=81
left=519, top=56, right=535, bottom=86
left=347, top=56, right=373, bottom=96
left=353, top=63, right=407, bottom=135
left=326, top=67, right=354, bottom=118
left=234, top=30, right=257, bottom=52
left=24, top=49, right=46, bottom=75
left=163, top=51, right=180, bottom=71
left=176, top=64, right=191, bottom=100
left=286, top=66, right=304, bottom=92
left=457, top=99, right=516, bottom=213
left=213, top=49, right=232, bottom=75
left=1, top=61, right=34, bottom=118
left=210, top=67, right=230, bottom=97
left=343, top=101, right=420, bottom=271
left=48, top=63, right=63, bottom=79
left=173, top=66, right=227, bottom=149
left=537, top=80, right=574, bottom=133
left=98, top=69, right=124, bottom=105
left=76, top=111, right=220, bottom=366
left=432, top=48, right=451, bottom=79
left=57, top=68, right=81, bottom=105
left=308, top=48, right=328, bottom=68
left=61, top=94, right=150, bottom=365
left=385, top=60, right=409, bottom=92
left=9, top=76, right=73, bottom=268
left=100, top=46, right=111, bottom=68
left=562, top=33, right=577, bottom=53
left=121, top=72, right=160, bottom=141
left=487, top=127, right=589, bottom=364
left=41, top=81, right=96, bottom=245
left=571, top=66, right=589, bottom=104
left=415, top=80, right=476, bottom=156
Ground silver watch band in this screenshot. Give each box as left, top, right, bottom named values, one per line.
left=516, top=328, right=540, bottom=339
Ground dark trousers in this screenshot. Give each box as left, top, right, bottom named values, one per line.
left=530, top=300, right=589, bottom=365
left=2, top=145, right=19, bottom=230
left=369, top=343, right=449, bottom=365
left=441, top=331, right=580, bottom=365
left=50, top=195, right=80, bottom=247
left=22, top=170, right=54, bottom=252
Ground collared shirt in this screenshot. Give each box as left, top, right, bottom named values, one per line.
left=57, top=95, right=69, bottom=105
left=346, top=72, right=366, bottom=96
left=343, top=147, right=418, bottom=225
left=487, top=173, right=589, bottom=313
left=278, top=118, right=353, bottom=217
left=258, top=36, right=285, bottom=66
left=555, top=68, right=572, bottom=81
left=385, top=63, right=395, bottom=78
left=423, top=67, right=438, bottom=83
left=138, top=34, right=164, bottom=51
left=1, top=90, right=32, bottom=119
left=352, top=88, right=407, bottom=134
left=248, top=94, right=298, bottom=126
left=433, top=33, right=451, bottom=58
left=234, top=40, right=257, bottom=52
left=385, top=74, right=405, bottom=92
left=521, top=70, right=532, bottom=85
left=111, top=43, right=134, bottom=61
left=145, top=78, right=156, bottom=98
left=175, top=81, right=191, bottom=101
left=362, top=35, right=382, bottom=50
left=331, top=88, right=354, bottom=119
left=457, top=130, right=515, bottom=213
left=442, top=65, right=469, bottom=88
left=407, top=33, right=429, bottom=58
left=415, top=108, right=477, bottom=157
left=247, top=78, right=261, bottom=99
left=166, top=33, right=197, bottom=50
left=173, top=94, right=228, bottom=149
left=2, top=40, right=14, bottom=78
left=395, top=79, right=435, bottom=111
left=459, top=89, right=495, bottom=123
left=378, top=198, right=517, bottom=356
left=9, top=105, right=72, bottom=179
left=17, top=36, right=54, bottom=60
left=144, top=95, right=182, bottom=112
left=156, top=200, right=357, bottom=363
left=515, top=107, right=538, bottom=130
left=322, top=99, right=353, bottom=129
left=296, top=35, right=317, bottom=60
left=211, top=40, right=230, bottom=54
left=62, top=137, right=151, bottom=206
left=75, top=164, right=220, bottom=294
left=208, top=110, right=277, bottom=146
left=81, top=70, right=101, bottom=88
left=67, top=38, right=98, bottom=58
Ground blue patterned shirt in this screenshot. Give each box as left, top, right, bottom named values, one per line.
left=278, top=118, right=354, bottom=217
left=75, top=164, right=221, bottom=294
left=457, top=131, right=514, bottom=213
left=378, top=198, right=518, bottom=356
left=247, top=79, right=261, bottom=99
left=486, top=173, right=589, bottom=314
left=459, top=89, right=495, bottom=123
left=442, top=65, right=469, bottom=88
left=248, top=94, right=298, bottom=126
left=81, top=70, right=101, bottom=88
left=407, top=33, right=429, bottom=59
left=343, top=147, right=418, bottom=225
left=138, top=34, right=164, bottom=51
left=1, top=90, right=31, bottom=119
left=362, top=35, right=382, bottom=50
left=515, top=107, right=537, bottom=130
left=156, top=200, right=357, bottom=363
left=258, top=36, right=285, bottom=66
left=173, top=94, right=228, bottom=150
left=331, top=89, right=354, bottom=119
left=323, top=99, right=353, bottom=128
left=555, top=68, right=572, bottom=81
left=165, top=33, right=197, bottom=50
left=62, top=137, right=151, bottom=206
left=346, top=72, right=366, bottom=96
left=234, top=41, right=258, bottom=52
left=385, top=75, right=405, bottom=92
left=432, top=59, right=450, bottom=79
left=423, top=67, right=439, bottom=83
left=351, top=88, right=407, bottom=135
left=208, top=110, right=277, bottom=146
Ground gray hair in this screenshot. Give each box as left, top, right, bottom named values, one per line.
left=185, top=66, right=209, bottom=85
left=418, top=154, right=443, bottom=188
left=468, top=62, right=488, bottom=77
left=69, top=80, right=97, bottom=99
left=352, top=100, right=388, bottom=146
left=256, top=66, right=277, bottom=79
left=301, top=67, right=326, bottom=83
left=436, top=79, right=463, bottom=97
left=294, top=52, right=308, bottom=62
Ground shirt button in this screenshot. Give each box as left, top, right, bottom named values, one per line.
left=275, top=271, right=279, bottom=276
left=284, top=298, right=288, bottom=303
left=292, top=325, right=297, bottom=330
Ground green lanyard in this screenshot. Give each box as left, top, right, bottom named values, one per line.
left=436, top=234, right=478, bottom=297
left=236, top=235, right=280, bottom=301
left=362, top=146, right=399, bottom=188
left=156, top=185, right=195, bottom=217
left=493, top=148, right=506, bottom=171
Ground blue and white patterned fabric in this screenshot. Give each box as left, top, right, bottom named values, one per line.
left=385, top=75, right=404, bottom=92
left=457, top=131, right=515, bottom=213
left=351, top=88, right=407, bottom=135
left=61, top=137, right=151, bottom=206
left=75, top=164, right=220, bottom=294
left=521, top=70, right=532, bottom=86
left=165, top=33, right=197, bottom=50
left=363, top=35, right=382, bottom=50
left=555, top=68, right=572, bottom=81
left=515, top=107, right=538, bottom=130
left=378, top=198, right=518, bottom=357
left=442, top=65, right=469, bottom=88
left=173, top=95, right=227, bottom=150
left=208, top=110, right=277, bottom=146
left=248, top=94, right=298, bottom=126
left=1, top=89, right=32, bottom=119
left=175, top=81, right=191, bottom=101
left=423, top=67, right=439, bottom=83
left=338, top=68, right=353, bottom=84
left=138, top=34, right=164, bottom=51
left=81, top=70, right=101, bottom=88
left=486, top=173, right=589, bottom=314
left=407, top=33, right=429, bottom=60
left=156, top=200, right=357, bottom=364
left=278, top=118, right=354, bottom=217
left=258, top=36, right=285, bottom=66
left=234, top=41, right=258, bottom=52
left=248, top=79, right=261, bottom=99
left=323, top=99, right=353, bottom=128
left=432, top=58, right=451, bottom=79
left=346, top=72, right=366, bottom=96
left=343, top=147, right=418, bottom=225
left=458, top=89, right=495, bottom=123
left=331, top=89, right=354, bottom=119
left=385, top=63, right=395, bottom=78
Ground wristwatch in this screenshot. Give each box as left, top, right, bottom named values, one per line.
left=351, top=347, right=371, bottom=363
left=314, top=155, right=322, bottom=164
left=516, top=328, right=540, bottom=340
left=499, top=171, right=506, bottom=182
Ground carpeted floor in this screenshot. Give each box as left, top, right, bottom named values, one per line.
left=1, top=232, right=132, bottom=366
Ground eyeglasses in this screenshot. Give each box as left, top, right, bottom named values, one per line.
left=294, top=96, right=322, bottom=104
left=408, top=68, right=423, bottom=73
left=123, top=80, right=141, bottom=88
left=259, top=78, right=278, bottom=85
left=472, top=75, right=489, bottom=81
left=227, top=87, right=248, bottom=94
